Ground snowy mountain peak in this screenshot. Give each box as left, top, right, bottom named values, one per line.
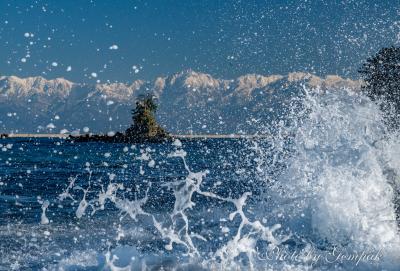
left=235, top=74, right=284, bottom=94
left=0, top=75, right=74, bottom=98
left=167, top=70, right=223, bottom=89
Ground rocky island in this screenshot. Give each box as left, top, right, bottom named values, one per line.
left=69, top=95, right=171, bottom=143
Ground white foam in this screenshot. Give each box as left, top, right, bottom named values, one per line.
left=276, top=88, right=400, bottom=269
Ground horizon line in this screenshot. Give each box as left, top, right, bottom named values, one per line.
left=1, top=133, right=271, bottom=139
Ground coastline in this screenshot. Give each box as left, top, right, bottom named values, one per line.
left=0, top=133, right=271, bottom=139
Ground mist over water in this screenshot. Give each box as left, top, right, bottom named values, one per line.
left=1, top=86, right=400, bottom=270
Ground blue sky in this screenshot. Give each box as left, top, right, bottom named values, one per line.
left=0, top=0, right=399, bottom=83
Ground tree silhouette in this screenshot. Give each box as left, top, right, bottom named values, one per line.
left=359, top=46, right=400, bottom=128
left=125, top=94, right=169, bottom=139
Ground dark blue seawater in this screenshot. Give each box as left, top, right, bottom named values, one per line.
left=0, top=138, right=271, bottom=270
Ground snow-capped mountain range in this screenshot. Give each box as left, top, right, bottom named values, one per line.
left=0, top=70, right=362, bottom=134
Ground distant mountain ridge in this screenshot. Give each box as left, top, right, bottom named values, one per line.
left=0, top=71, right=362, bottom=134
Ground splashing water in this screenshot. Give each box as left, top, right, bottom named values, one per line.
left=1, top=86, right=400, bottom=270
left=269, top=87, right=400, bottom=269
left=40, top=200, right=50, bottom=225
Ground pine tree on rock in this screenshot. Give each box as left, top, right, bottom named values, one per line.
left=125, top=94, right=169, bottom=140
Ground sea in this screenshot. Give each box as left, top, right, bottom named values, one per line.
left=1, top=88, right=400, bottom=270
